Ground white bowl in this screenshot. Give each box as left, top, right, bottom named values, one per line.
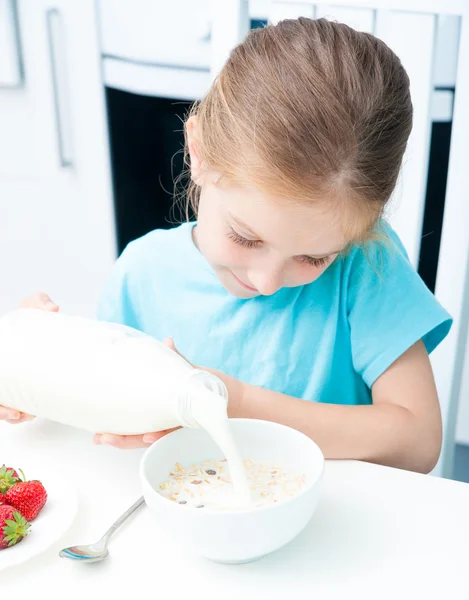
left=139, top=418, right=324, bottom=564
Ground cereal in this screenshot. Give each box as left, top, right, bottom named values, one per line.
left=157, top=459, right=306, bottom=510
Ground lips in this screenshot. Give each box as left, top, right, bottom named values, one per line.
left=232, top=272, right=258, bottom=292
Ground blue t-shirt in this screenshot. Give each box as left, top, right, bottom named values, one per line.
left=97, top=222, right=451, bottom=406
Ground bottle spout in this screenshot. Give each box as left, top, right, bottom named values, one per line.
left=181, top=377, right=229, bottom=429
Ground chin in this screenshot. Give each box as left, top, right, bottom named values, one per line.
left=223, top=280, right=259, bottom=299
left=216, top=269, right=259, bottom=299
left=230, top=288, right=259, bottom=299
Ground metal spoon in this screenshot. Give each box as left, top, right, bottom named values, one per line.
left=59, top=496, right=145, bottom=563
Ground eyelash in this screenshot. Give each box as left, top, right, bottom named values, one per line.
left=228, top=229, right=330, bottom=268
left=296, top=255, right=330, bottom=268
left=228, top=229, right=261, bottom=249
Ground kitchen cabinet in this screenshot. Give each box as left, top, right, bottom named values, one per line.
left=0, top=0, right=117, bottom=317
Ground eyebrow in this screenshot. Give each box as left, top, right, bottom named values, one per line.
left=229, top=214, right=261, bottom=238
left=228, top=213, right=344, bottom=257
left=305, top=248, right=344, bottom=259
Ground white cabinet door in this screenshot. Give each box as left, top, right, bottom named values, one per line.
left=0, top=0, right=117, bottom=317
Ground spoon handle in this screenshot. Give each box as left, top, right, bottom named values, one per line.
left=101, top=496, right=146, bottom=543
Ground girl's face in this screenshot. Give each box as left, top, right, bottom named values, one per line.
left=187, top=117, right=347, bottom=299
left=193, top=176, right=346, bottom=299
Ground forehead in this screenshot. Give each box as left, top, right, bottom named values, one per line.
left=215, top=182, right=347, bottom=256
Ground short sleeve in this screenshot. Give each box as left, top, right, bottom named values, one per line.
left=346, top=226, right=452, bottom=388
left=96, top=243, right=142, bottom=330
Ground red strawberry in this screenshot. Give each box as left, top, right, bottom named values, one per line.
left=0, top=493, right=6, bottom=505
left=0, top=465, right=20, bottom=494
left=0, top=505, right=30, bottom=549
left=6, top=477, right=47, bottom=521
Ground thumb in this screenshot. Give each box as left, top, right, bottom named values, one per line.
left=162, top=337, right=194, bottom=367
left=20, top=292, right=59, bottom=312
left=162, top=337, right=177, bottom=352
left=39, top=292, right=59, bottom=312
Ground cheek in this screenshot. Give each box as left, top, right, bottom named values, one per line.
left=197, top=226, right=248, bottom=267
left=219, top=239, right=251, bottom=266
left=288, top=262, right=330, bottom=286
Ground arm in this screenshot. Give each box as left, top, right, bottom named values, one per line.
left=102, top=339, right=442, bottom=474
left=230, top=340, right=442, bottom=473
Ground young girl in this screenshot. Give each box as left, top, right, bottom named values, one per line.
left=1, top=18, right=451, bottom=472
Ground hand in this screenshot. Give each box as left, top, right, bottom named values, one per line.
left=0, top=292, right=59, bottom=424
left=94, top=337, right=245, bottom=449
left=19, top=291, right=59, bottom=313
left=0, top=405, right=35, bottom=424
left=93, top=428, right=180, bottom=450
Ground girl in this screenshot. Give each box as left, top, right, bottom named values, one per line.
left=1, top=18, right=451, bottom=472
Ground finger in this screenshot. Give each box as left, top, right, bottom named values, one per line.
left=6, top=416, right=34, bottom=424
left=14, top=413, right=35, bottom=423
left=0, top=407, right=34, bottom=422
left=142, top=427, right=180, bottom=444
left=95, top=428, right=180, bottom=449
left=3, top=412, right=35, bottom=424
left=0, top=406, right=21, bottom=421
left=20, top=292, right=59, bottom=312
left=98, top=433, right=152, bottom=450
left=162, top=337, right=176, bottom=351
left=162, top=338, right=194, bottom=367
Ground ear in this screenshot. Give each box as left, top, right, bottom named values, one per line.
left=186, top=116, right=204, bottom=183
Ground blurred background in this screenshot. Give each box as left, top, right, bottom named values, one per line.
left=0, top=0, right=467, bottom=480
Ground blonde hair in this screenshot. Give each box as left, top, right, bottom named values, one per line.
left=182, top=17, right=413, bottom=244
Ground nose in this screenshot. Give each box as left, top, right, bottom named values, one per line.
left=248, top=262, right=285, bottom=296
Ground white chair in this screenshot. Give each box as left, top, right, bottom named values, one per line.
left=210, top=0, right=469, bottom=478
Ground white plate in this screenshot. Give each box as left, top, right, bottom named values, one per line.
left=0, top=468, right=78, bottom=571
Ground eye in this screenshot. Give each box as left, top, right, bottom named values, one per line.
left=296, top=255, right=330, bottom=268
left=228, top=228, right=261, bottom=249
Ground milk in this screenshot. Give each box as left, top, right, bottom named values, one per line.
left=0, top=309, right=250, bottom=505
left=158, top=458, right=307, bottom=510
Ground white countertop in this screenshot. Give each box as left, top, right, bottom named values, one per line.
left=1, top=419, right=468, bottom=599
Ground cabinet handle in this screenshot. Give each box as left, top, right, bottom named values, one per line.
left=46, top=8, right=73, bottom=168
left=0, top=0, right=25, bottom=87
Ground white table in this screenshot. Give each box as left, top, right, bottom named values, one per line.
left=1, top=419, right=468, bottom=599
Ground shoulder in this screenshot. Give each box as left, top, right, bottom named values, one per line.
left=97, top=223, right=195, bottom=326
left=341, top=221, right=411, bottom=287
left=122, top=223, right=193, bottom=261
left=339, top=222, right=451, bottom=385
left=118, top=223, right=194, bottom=275
left=338, top=220, right=431, bottom=319
left=348, top=221, right=408, bottom=263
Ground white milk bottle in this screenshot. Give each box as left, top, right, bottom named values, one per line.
left=0, top=308, right=250, bottom=505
